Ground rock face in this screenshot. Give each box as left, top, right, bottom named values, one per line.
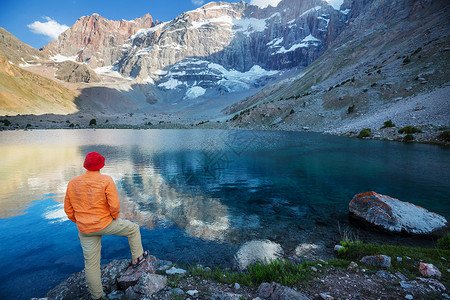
left=55, top=61, right=100, bottom=83
left=43, top=13, right=155, bottom=68
left=41, top=1, right=354, bottom=99
left=349, top=191, right=448, bottom=235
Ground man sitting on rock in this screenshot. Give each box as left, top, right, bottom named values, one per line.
left=64, top=151, right=148, bottom=299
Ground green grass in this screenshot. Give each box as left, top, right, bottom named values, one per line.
left=189, top=259, right=342, bottom=288
left=338, top=242, right=450, bottom=285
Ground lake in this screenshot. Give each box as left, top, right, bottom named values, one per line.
left=0, top=129, right=449, bottom=299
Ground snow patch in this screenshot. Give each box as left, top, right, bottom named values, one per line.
left=158, top=78, right=184, bottom=89
left=233, top=17, right=267, bottom=36
left=325, top=0, right=344, bottom=10
left=94, top=65, right=126, bottom=79
left=273, top=34, right=320, bottom=54
left=50, top=54, right=78, bottom=62
left=130, top=22, right=165, bottom=40
left=185, top=86, right=206, bottom=99
left=340, top=9, right=351, bottom=15
left=299, top=6, right=322, bottom=18
left=249, top=0, right=282, bottom=9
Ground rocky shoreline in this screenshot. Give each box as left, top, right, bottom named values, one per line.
left=1, top=112, right=449, bottom=147
left=39, top=251, right=449, bottom=300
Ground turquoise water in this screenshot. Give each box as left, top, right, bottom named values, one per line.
left=0, top=129, right=449, bottom=299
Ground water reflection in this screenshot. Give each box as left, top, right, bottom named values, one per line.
left=0, top=145, right=80, bottom=217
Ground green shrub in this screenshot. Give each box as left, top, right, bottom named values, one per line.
left=347, top=104, right=355, bottom=114
left=26, top=124, right=32, bottom=128
left=403, top=56, right=411, bottom=64
left=398, top=126, right=422, bottom=134
left=357, top=128, right=371, bottom=138
left=89, top=119, right=97, bottom=126
left=363, top=89, right=368, bottom=93
left=231, top=114, right=239, bottom=121
left=403, top=134, right=414, bottom=142
left=437, top=131, right=450, bottom=142
left=437, top=233, right=450, bottom=250
left=1, top=119, right=11, bottom=126
left=381, top=120, right=395, bottom=128
left=289, top=109, right=295, bottom=114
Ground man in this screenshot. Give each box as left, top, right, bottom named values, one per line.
left=64, top=151, right=148, bottom=299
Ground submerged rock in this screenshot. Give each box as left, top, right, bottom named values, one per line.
left=349, top=191, right=447, bottom=235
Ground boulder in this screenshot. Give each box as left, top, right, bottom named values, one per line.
left=360, top=255, right=391, bottom=268
left=258, top=282, right=311, bottom=300
left=419, top=262, right=442, bottom=279
left=117, top=258, right=156, bottom=290
left=349, top=191, right=447, bottom=235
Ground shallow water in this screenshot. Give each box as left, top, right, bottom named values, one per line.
left=0, top=129, right=449, bottom=299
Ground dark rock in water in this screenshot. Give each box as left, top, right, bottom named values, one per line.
left=349, top=191, right=448, bottom=235
left=258, top=282, right=311, bottom=300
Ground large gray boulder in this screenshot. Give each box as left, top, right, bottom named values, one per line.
left=349, top=191, right=447, bottom=235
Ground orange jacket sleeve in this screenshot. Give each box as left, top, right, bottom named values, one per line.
left=64, top=183, right=77, bottom=223
left=105, top=177, right=120, bottom=219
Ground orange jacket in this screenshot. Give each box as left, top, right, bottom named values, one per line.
left=64, top=170, right=120, bottom=233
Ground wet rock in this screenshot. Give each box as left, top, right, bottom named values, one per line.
left=234, top=282, right=241, bottom=290
left=257, top=282, right=310, bottom=300
left=349, top=191, right=448, bottom=235
left=419, top=263, right=442, bottom=279
left=235, top=240, right=284, bottom=269
left=360, top=255, right=391, bottom=268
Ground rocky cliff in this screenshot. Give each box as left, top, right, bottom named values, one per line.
left=43, top=13, right=155, bottom=69
left=224, top=0, right=450, bottom=138
left=41, top=0, right=357, bottom=101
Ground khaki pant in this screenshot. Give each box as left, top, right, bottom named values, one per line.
left=78, top=219, right=144, bottom=299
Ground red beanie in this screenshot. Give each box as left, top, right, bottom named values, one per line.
left=83, top=152, right=105, bottom=171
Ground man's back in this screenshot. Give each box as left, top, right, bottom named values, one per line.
left=64, top=170, right=120, bottom=233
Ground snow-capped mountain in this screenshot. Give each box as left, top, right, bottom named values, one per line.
left=42, top=0, right=357, bottom=101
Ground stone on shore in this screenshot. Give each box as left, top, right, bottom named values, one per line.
left=360, top=255, right=391, bottom=268
left=117, top=257, right=156, bottom=290
left=419, top=262, right=442, bottom=279
left=349, top=191, right=447, bottom=235
left=258, top=282, right=311, bottom=300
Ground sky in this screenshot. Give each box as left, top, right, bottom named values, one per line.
left=0, top=0, right=287, bottom=49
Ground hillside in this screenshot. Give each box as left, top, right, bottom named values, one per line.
left=0, top=27, right=48, bottom=65
left=0, top=55, right=78, bottom=116
left=224, top=0, right=450, bottom=139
